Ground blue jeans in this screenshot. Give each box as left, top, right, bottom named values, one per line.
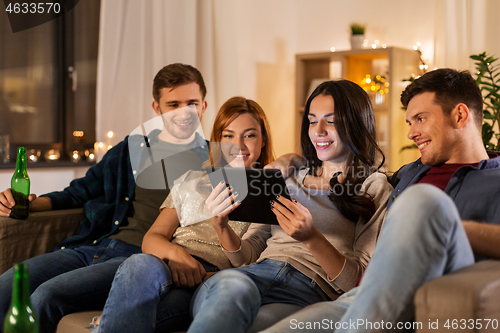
left=92, top=253, right=218, bottom=333
left=188, top=258, right=330, bottom=333
left=0, top=238, right=141, bottom=333
left=260, top=184, right=475, bottom=333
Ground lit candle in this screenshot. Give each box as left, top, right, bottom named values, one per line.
left=94, top=142, right=106, bottom=161
left=85, top=149, right=96, bottom=162
left=106, top=131, right=114, bottom=153
left=71, top=150, right=81, bottom=163
left=44, top=149, right=60, bottom=162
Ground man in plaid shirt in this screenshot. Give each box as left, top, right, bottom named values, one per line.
left=0, top=63, right=210, bottom=332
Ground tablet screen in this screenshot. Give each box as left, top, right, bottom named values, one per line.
left=205, top=167, right=291, bottom=224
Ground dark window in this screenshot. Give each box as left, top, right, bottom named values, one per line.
left=0, top=1, right=100, bottom=164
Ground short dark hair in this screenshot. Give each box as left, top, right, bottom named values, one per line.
left=152, top=63, right=207, bottom=102
left=401, top=68, right=483, bottom=129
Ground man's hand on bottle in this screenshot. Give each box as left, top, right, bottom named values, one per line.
left=0, top=188, right=15, bottom=216
left=0, top=189, right=50, bottom=216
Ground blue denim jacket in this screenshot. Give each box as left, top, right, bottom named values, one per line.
left=388, top=153, right=500, bottom=225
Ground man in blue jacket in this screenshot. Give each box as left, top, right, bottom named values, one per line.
left=0, top=63, right=210, bottom=332
left=261, top=68, right=500, bottom=333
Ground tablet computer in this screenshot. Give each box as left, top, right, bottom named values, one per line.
left=205, top=167, right=291, bottom=224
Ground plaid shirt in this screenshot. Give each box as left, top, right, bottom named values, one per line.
left=44, top=131, right=208, bottom=249
left=43, top=136, right=137, bottom=249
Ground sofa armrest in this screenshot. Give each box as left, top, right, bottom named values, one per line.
left=415, top=260, right=500, bottom=332
left=0, top=209, right=84, bottom=274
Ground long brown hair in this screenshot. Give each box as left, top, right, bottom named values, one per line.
left=302, top=80, right=384, bottom=223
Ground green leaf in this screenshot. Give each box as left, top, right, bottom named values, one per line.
left=467, top=52, right=499, bottom=150
left=483, top=86, right=500, bottom=94
left=482, top=124, right=493, bottom=145
left=484, top=89, right=500, bottom=99
left=484, top=110, right=494, bottom=119
left=481, top=82, right=496, bottom=88
left=483, top=134, right=493, bottom=146
left=486, top=56, right=498, bottom=64
left=484, top=104, right=495, bottom=112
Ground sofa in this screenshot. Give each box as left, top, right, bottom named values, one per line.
left=1, top=210, right=499, bottom=333
left=0, top=209, right=302, bottom=333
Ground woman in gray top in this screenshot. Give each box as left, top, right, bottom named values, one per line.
left=188, top=80, right=393, bottom=333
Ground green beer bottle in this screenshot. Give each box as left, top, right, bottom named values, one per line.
left=3, top=263, right=39, bottom=333
left=10, top=147, right=30, bottom=219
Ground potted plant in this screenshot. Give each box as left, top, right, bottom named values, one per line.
left=470, top=52, right=500, bottom=151
left=350, top=23, right=366, bottom=50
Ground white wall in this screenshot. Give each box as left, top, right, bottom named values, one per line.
left=204, top=0, right=438, bottom=157
left=198, top=0, right=500, bottom=158
left=0, top=166, right=90, bottom=195
left=210, top=0, right=298, bottom=157
left=294, top=0, right=436, bottom=58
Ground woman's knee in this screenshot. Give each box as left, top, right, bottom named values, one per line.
left=397, top=184, right=452, bottom=208
left=195, top=269, right=260, bottom=307
left=203, top=269, right=258, bottom=295
left=391, top=184, right=457, bottom=221
left=386, top=184, right=460, bottom=239
left=117, top=253, right=170, bottom=282
left=192, top=269, right=261, bottom=317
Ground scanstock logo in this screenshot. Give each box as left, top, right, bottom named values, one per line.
left=3, top=0, right=79, bottom=33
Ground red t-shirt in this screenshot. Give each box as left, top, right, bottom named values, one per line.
left=418, top=152, right=498, bottom=190
left=418, top=163, right=477, bottom=190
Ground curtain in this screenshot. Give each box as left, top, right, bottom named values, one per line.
left=96, top=0, right=216, bottom=147
left=434, top=0, right=500, bottom=71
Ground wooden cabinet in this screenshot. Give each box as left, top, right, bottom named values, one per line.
left=295, top=47, right=422, bottom=172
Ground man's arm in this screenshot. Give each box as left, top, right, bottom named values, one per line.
left=142, top=207, right=207, bottom=289
left=30, top=195, right=52, bottom=211
left=462, top=220, right=500, bottom=259
left=142, top=207, right=181, bottom=258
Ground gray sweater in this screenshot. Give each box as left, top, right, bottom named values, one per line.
left=224, top=168, right=393, bottom=300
